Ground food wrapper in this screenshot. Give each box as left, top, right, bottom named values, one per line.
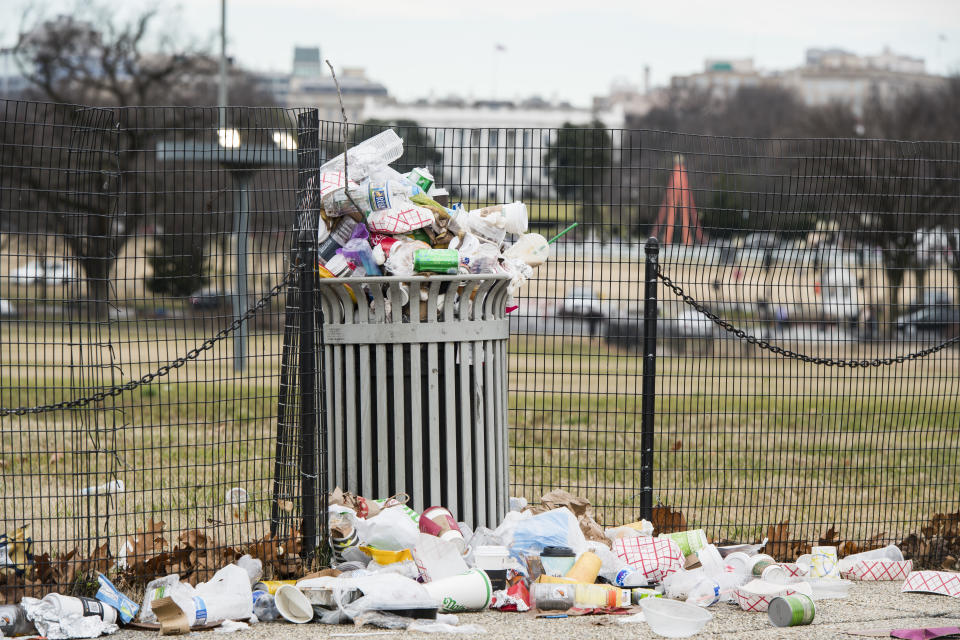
left=490, top=581, right=530, bottom=612
left=842, top=559, right=913, bottom=581
left=612, top=536, right=683, bottom=582
left=902, top=571, right=960, bottom=598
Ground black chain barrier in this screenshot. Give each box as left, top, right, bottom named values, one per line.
left=655, top=264, right=960, bottom=367
left=0, top=265, right=301, bottom=417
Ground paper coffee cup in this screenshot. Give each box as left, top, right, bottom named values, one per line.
left=810, top=546, right=839, bottom=578
left=42, top=594, right=118, bottom=625
left=420, top=506, right=466, bottom=552
left=422, top=569, right=492, bottom=612
left=502, top=202, right=528, bottom=235
left=274, top=585, right=313, bottom=623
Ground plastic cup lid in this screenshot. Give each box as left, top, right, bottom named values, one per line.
left=541, top=546, right=575, bottom=557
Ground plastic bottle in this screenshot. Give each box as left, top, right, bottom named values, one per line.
left=529, top=583, right=575, bottom=611
left=592, top=543, right=649, bottom=588
left=0, top=604, right=36, bottom=637
left=687, top=578, right=721, bottom=607
left=573, top=584, right=627, bottom=608
left=318, top=217, right=359, bottom=263
left=319, top=129, right=403, bottom=182
left=252, top=592, right=279, bottom=622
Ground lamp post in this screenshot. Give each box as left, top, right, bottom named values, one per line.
left=156, top=131, right=297, bottom=371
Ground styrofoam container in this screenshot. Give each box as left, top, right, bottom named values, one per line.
left=639, top=598, right=713, bottom=638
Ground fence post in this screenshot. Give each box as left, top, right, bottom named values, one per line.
left=640, top=237, right=659, bottom=522
left=296, top=110, right=320, bottom=560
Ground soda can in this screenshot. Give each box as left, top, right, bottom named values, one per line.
left=751, top=560, right=776, bottom=577
left=414, top=249, right=460, bottom=274
left=767, top=594, right=815, bottom=627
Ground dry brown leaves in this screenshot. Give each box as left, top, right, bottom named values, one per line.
left=900, top=511, right=960, bottom=570
left=651, top=505, right=687, bottom=535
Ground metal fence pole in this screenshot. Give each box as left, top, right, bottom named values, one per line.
left=640, top=237, right=659, bottom=521
left=296, top=110, right=320, bottom=559
left=231, top=171, right=251, bottom=371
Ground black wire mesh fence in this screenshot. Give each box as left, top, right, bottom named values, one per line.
left=0, top=102, right=315, bottom=596
left=2, top=103, right=959, bottom=598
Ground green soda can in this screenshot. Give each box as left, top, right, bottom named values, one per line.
left=767, top=594, right=815, bottom=627
left=413, top=249, right=460, bottom=274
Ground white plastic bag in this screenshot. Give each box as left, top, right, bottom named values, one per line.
left=193, top=564, right=253, bottom=625
left=338, top=574, right=438, bottom=621
left=356, top=506, right=420, bottom=551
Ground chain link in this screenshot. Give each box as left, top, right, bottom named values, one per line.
left=655, top=263, right=959, bottom=367
left=1, top=266, right=301, bottom=417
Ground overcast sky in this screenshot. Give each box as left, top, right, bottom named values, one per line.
left=4, top=0, right=959, bottom=106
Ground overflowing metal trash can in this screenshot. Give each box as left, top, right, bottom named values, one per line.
left=317, top=274, right=511, bottom=528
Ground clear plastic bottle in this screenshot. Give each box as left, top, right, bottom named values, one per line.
left=592, top=543, right=649, bottom=588
left=252, top=592, right=279, bottom=622
left=687, top=578, right=721, bottom=607
left=319, top=130, right=404, bottom=182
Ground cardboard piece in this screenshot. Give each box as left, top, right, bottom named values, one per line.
left=902, top=571, right=960, bottom=598
left=151, top=597, right=191, bottom=636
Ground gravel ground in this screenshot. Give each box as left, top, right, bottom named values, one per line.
left=110, top=581, right=960, bottom=640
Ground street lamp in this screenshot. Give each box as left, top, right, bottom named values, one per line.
left=156, top=129, right=297, bottom=371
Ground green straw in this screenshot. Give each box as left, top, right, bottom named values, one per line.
left=548, top=222, right=579, bottom=244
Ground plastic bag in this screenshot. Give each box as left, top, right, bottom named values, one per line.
left=509, top=507, right=586, bottom=562
left=355, top=506, right=420, bottom=551
left=337, top=574, right=438, bottom=621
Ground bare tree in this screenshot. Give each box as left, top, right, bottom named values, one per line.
left=4, top=3, right=278, bottom=317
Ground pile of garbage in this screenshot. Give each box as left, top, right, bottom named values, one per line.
left=315, top=130, right=550, bottom=308
left=2, top=491, right=959, bottom=638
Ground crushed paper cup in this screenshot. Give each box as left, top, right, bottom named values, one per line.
left=902, top=571, right=960, bottom=598
left=734, top=579, right=813, bottom=612
left=613, top=536, right=683, bottom=582
left=842, top=559, right=913, bottom=581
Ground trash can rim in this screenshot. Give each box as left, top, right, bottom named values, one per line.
left=315, top=273, right=511, bottom=286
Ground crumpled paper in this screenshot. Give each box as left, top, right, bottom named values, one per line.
left=21, top=597, right=118, bottom=639
left=529, top=490, right=608, bottom=545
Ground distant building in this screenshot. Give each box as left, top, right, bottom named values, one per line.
left=253, top=47, right=388, bottom=122
left=784, top=47, right=942, bottom=115
left=361, top=94, right=627, bottom=201
left=671, top=58, right=767, bottom=100
left=670, top=47, right=946, bottom=116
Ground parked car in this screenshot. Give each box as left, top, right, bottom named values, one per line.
left=10, top=260, right=78, bottom=286
left=189, top=286, right=233, bottom=310
left=0, top=299, right=15, bottom=317
left=898, top=290, right=959, bottom=338
left=556, top=286, right=604, bottom=319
